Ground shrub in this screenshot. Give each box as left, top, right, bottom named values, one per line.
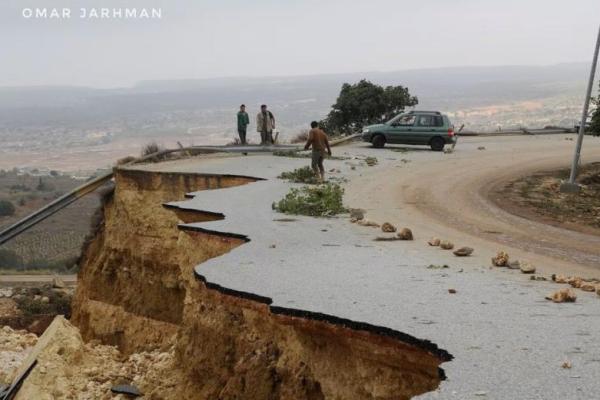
left=141, top=142, right=163, bottom=157
left=273, top=183, right=347, bottom=217
left=278, top=166, right=319, bottom=184
left=290, top=130, right=309, bottom=144
left=0, top=199, right=16, bottom=216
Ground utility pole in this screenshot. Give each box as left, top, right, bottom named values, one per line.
left=561, top=25, right=600, bottom=193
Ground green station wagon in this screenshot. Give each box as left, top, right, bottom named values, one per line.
left=361, top=111, right=456, bottom=151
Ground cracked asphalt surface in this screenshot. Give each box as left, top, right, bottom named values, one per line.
left=135, top=134, right=600, bottom=399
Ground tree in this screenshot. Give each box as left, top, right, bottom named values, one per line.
left=590, top=81, right=600, bottom=136
left=0, top=199, right=15, bottom=216
left=320, top=79, right=418, bottom=134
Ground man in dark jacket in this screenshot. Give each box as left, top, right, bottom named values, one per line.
left=237, top=104, right=250, bottom=144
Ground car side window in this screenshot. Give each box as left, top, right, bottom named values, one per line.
left=417, top=115, right=444, bottom=127
left=396, top=115, right=415, bottom=126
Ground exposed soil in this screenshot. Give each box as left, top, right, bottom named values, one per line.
left=67, top=167, right=449, bottom=399
left=497, top=162, right=600, bottom=235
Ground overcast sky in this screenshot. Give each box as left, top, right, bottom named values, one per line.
left=1, top=0, right=599, bottom=88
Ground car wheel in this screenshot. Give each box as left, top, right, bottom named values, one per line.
left=430, top=137, right=445, bottom=151
left=372, top=135, right=386, bottom=148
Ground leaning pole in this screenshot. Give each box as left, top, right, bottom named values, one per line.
left=561, top=25, right=600, bottom=193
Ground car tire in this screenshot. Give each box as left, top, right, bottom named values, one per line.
left=430, top=137, right=445, bottom=151
left=372, top=134, right=386, bottom=148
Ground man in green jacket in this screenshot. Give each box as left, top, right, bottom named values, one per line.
left=237, top=104, right=250, bottom=144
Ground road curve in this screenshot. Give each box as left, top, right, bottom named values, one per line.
left=345, top=134, right=600, bottom=277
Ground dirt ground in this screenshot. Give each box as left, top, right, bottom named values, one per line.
left=498, top=162, right=600, bottom=234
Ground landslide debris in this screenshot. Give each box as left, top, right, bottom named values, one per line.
left=0, top=325, right=37, bottom=384
left=9, top=316, right=180, bottom=400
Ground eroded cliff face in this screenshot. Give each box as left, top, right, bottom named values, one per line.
left=71, top=167, right=451, bottom=399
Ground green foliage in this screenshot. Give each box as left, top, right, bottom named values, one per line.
left=591, top=83, right=600, bottom=136
left=0, top=199, right=16, bottom=216
left=278, top=166, right=319, bottom=184
left=0, top=249, right=23, bottom=269
left=320, top=79, right=418, bottom=134
left=273, top=183, right=347, bottom=217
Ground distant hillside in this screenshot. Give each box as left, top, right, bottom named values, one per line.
left=0, top=63, right=591, bottom=144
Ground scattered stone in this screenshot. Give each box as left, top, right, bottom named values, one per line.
left=381, top=222, right=397, bottom=233
left=552, top=274, right=568, bottom=284
left=506, top=260, right=521, bottom=270
left=453, top=247, right=473, bottom=257
left=597, top=287, right=600, bottom=297
left=428, top=264, right=449, bottom=269
left=477, top=146, right=486, bottom=150
left=474, top=391, right=488, bottom=397
left=520, top=262, right=536, bottom=274
left=33, top=295, right=42, bottom=302
left=357, top=219, right=380, bottom=228
left=491, top=251, right=509, bottom=267
left=428, top=237, right=441, bottom=246
left=567, top=277, right=583, bottom=288
left=269, top=244, right=276, bottom=249
left=530, top=275, right=548, bottom=281
left=562, top=361, right=572, bottom=369
left=51, top=277, right=66, bottom=289
left=580, top=283, right=596, bottom=292
left=439, top=240, right=454, bottom=250
left=397, top=228, right=413, bottom=240
left=0, top=288, right=13, bottom=298
left=374, top=236, right=399, bottom=242
left=349, top=209, right=365, bottom=220
left=546, top=288, right=577, bottom=303
left=40, top=296, right=50, bottom=304
left=448, top=289, right=457, bottom=294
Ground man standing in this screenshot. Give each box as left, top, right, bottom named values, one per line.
left=256, top=104, right=275, bottom=145
left=304, top=121, right=332, bottom=182
left=237, top=104, right=250, bottom=144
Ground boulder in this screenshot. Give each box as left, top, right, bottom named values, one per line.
left=428, top=238, right=441, bottom=246
left=349, top=209, right=365, bottom=220
left=519, top=262, right=536, bottom=274
left=506, top=260, right=521, bottom=270
left=357, top=219, right=380, bottom=228
left=491, top=251, right=509, bottom=267
left=439, top=240, right=454, bottom=250
left=381, top=222, right=397, bottom=233
left=397, top=228, right=413, bottom=240
left=453, top=247, right=473, bottom=257
left=546, top=288, right=577, bottom=303
left=580, top=283, right=597, bottom=292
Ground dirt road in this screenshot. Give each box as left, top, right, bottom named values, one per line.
left=0, top=274, right=77, bottom=287
left=346, top=134, right=600, bottom=277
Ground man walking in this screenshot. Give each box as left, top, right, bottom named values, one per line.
left=304, top=121, right=332, bottom=182
left=237, top=104, right=250, bottom=144
left=256, top=104, right=275, bottom=145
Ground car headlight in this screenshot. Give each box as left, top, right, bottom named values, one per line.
left=362, top=128, right=370, bottom=133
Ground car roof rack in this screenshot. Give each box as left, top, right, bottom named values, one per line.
left=407, top=110, right=442, bottom=115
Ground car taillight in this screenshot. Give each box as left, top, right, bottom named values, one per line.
left=448, top=128, right=455, bottom=137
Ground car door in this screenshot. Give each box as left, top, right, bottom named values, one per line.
left=413, top=114, right=443, bottom=144
left=386, top=114, right=416, bottom=144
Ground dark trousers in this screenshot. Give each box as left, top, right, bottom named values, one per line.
left=238, top=128, right=247, bottom=145
left=260, top=130, right=273, bottom=145
left=311, top=151, right=325, bottom=175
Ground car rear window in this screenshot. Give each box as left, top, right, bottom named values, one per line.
left=417, top=115, right=444, bottom=127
